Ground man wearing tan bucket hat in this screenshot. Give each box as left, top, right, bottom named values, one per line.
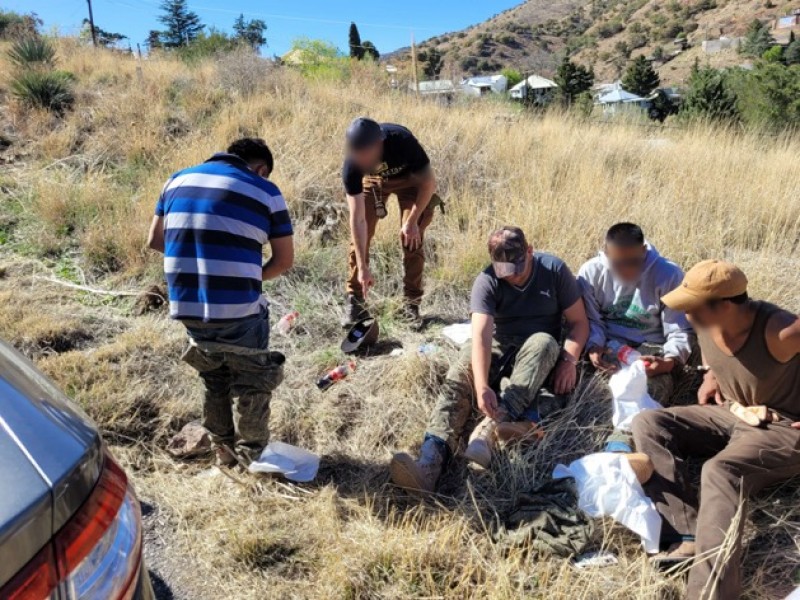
left=631, top=259, right=800, bottom=600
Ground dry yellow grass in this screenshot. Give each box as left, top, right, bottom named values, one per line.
left=2, top=41, right=800, bottom=599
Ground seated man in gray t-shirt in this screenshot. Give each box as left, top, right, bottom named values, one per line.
left=390, top=226, right=589, bottom=493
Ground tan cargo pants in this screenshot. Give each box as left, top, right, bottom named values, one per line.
left=632, top=404, right=800, bottom=600
left=346, top=174, right=440, bottom=304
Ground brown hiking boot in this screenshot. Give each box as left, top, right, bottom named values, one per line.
left=651, top=541, right=696, bottom=570
left=399, top=302, right=423, bottom=331
left=496, top=421, right=544, bottom=446
left=463, top=417, right=498, bottom=468
left=625, top=452, right=655, bottom=485
left=390, top=438, right=446, bottom=493
left=341, top=294, right=369, bottom=328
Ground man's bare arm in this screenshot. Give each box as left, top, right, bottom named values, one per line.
left=407, top=169, right=436, bottom=222
left=346, top=192, right=373, bottom=294
left=471, top=312, right=499, bottom=419
left=768, top=311, right=800, bottom=362
left=262, top=236, right=294, bottom=281
left=562, top=298, right=589, bottom=361
left=147, top=215, right=165, bottom=253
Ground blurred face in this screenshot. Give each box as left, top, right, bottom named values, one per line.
left=349, top=140, right=384, bottom=173
left=605, top=242, right=647, bottom=284
left=501, top=247, right=534, bottom=287
left=686, top=301, right=727, bottom=329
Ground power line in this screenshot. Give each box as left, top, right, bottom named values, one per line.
left=182, top=2, right=440, bottom=31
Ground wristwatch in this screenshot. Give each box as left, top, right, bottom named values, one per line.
left=560, top=351, right=578, bottom=366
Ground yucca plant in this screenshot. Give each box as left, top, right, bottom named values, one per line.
left=10, top=70, right=74, bottom=113
left=6, top=36, right=56, bottom=68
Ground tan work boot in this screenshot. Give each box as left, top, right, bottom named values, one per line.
left=624, top=452, right=655, bottom=485
left=496, top=421, right=544, bottom=446
left=463, top=417, right=498, bottom=468
left=390, top=438, right=446, bottom=493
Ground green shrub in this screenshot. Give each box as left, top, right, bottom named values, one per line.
left=0, top=10, right=41, bottom=39
left=6, top=36, right=56, bottom=68
left=10, top=70, right=74, bottom=113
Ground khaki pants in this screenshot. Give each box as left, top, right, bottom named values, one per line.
left=346, top=175, right=438, bottom=304
left=632, top=405, right=800, bottom=600
left=425, top=333, right=561, bottom=454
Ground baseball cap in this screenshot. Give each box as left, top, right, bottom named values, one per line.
left=346, top=117, right=385, bottom=151
left=488, top=227, right=529, bottom=278
left=662, top=259, right=748, bottom=312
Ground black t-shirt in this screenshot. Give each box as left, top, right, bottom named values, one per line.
left=342, top=123, right=430, bottom=195
left=470, top=253, right=582, bottom=340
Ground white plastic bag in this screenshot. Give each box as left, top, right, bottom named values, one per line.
left=441, top=323, right=471, bottom=346
left=553, top=453, right=662, bottom=553
left=248, top=441, right=320, bottom=482
left=609, top=361, right=662, bottom=431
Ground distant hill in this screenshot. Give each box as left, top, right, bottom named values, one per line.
left=393, top=0, right=800, bottom=86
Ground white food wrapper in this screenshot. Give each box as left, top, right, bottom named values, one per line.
left=248, top=441, right=320, bottom=482
left=441, top=323, right=471, bottom=346
left=554, top=453, right=662, bottom=554
left=609, top=361, right=662, bottom=432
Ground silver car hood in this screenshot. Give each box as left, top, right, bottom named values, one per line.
left=0, top=340, right=102, bottom=587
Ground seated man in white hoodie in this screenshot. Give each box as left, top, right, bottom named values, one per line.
left=578, top=223, right=694, bottom=452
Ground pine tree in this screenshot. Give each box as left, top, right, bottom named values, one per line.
left=554, top=56, right=594, bottom=105
left=361, top=40, right=379, bottom=60
left=349, top=22, right=364, bottom=60
left=233, top=13, right=267, bottom=50
left=680, top=66, right=739, bottom=122
left=157, top=0, right=203, bottom=48
left=786, top=32, right=800, bottom=66
left=740, top=19, right=775, bottom=58
left=622, top=55, right=660, bottom=96
left=422, top=47, right=444, bottom=78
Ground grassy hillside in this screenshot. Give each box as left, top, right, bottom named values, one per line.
left=3, top=41, right=800, bottom=599
left=405, top=0, right=799, bottom=85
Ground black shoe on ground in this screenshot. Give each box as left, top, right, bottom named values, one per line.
left=341, top=294, right=369, bottom=328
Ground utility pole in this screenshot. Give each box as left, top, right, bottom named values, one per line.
left=86, top=0, right=98, bottom=47
left=410, top=31, right=420, bottom=97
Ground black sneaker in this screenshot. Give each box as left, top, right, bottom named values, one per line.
left=341, top=294, right=369, bottom=328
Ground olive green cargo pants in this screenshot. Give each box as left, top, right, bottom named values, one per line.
left=425, top=332, right=561, bottom=453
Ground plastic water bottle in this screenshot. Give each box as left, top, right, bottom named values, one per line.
left=317, top=361, right=356, bottom=391
left=607, top=340, right=642, bottom=366
left=276, top=311, right=299, bottom=336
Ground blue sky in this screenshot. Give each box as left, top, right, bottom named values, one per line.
left=6, top=0, right=522, bottom=56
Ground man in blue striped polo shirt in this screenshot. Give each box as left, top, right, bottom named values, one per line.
left=147, top=138, right=294, bottom=466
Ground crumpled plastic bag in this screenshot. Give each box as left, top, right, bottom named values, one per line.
left=609, top=361, right=662, bottom=431
left=441, top=323, right=471, bottom=346
left=248, top=441, right=320, bottom=482
left=553, top=453, right=662, bottom=553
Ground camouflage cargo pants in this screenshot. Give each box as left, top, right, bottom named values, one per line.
left=603, top=342, right=676, bottom=452
left=426, top=332, right=561, bottom=454
left=182, top=308, right=285, bottom=462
